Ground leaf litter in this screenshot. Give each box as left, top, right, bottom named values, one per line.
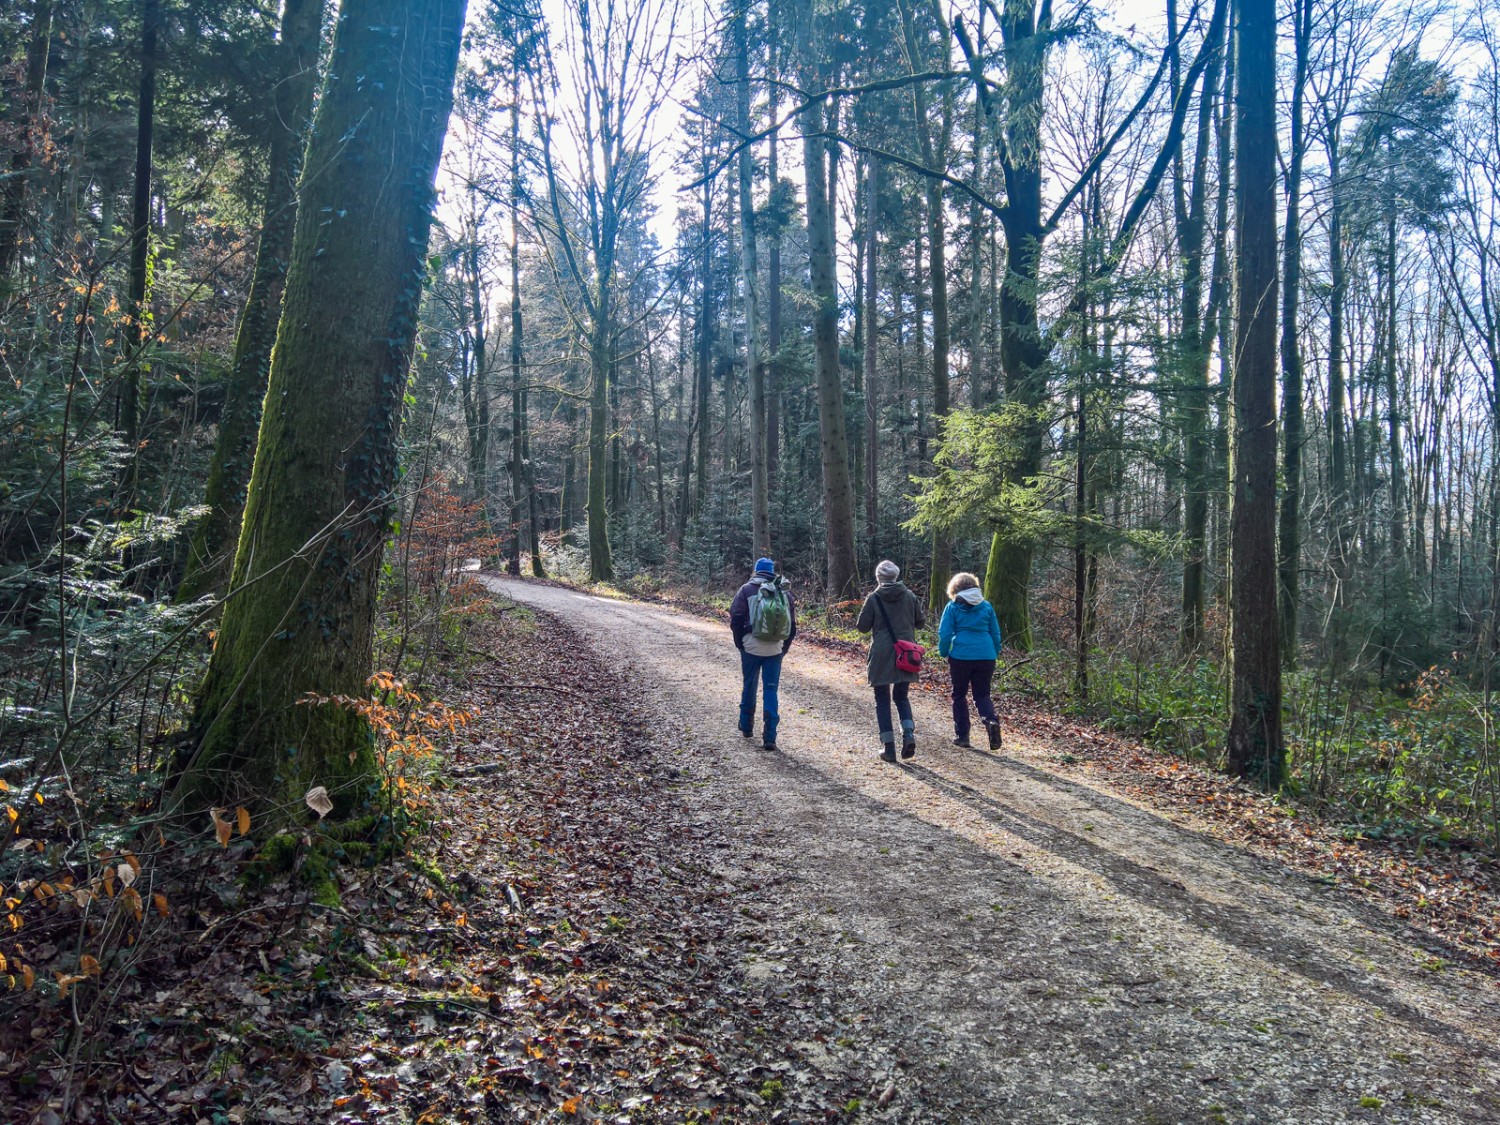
left=2, top=601, right=896, bottom=1123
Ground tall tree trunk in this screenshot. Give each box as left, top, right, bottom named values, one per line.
left=464, top=243, right=491, bottom=523
left=561, top=388, right=578, bottom=547
left=525, top=388, right=544, bottom=575
left=509, top=80, right=527, bottom=577
left=982, top=1, right=1051, bottom=651
left=765, top=1, right=782, bottom=489
left=118, top=0, right=161, bottom=509
left=609, top=340, right=623, bottom=518
left=1075, top=208, right=1093, bottom=699
left=1319, top=109, right=1356, bottom=614
left=674, top=370, right=697, bottom=547
left=0, top=0, right=53, bottom=280
left=912, top=226, right=926, bottom=470
left=797, top=19, right=857, bottom=598
left=695, top=170, right=713, bottom=518
left=1179, top=8, right=1226, bottom=651
left=968, top=98, right=988, bottom=409
left=896, top=0, right=954, bottom=614
left=735, top=3, right=770, bottom=556
left=1385, top=209, right=1406, bottom=565
left=587, top=308, right=614, bottom=580
left=1277, top=0, right=1310, bottom=666
left=1207, top=26, right=1236, bottom=605
left=851, top=164, right=866, bottom=528
left=864, top=158, right=881, bottom=547
left=179, top=0, right=325, bottom=600
left=176, top=0, right=467, bottom=819
left=925, top=171, right=952, bottom=616
left=722, top=190, right=737, bottom=479
left=1226, top=0, right=1284, bottom=787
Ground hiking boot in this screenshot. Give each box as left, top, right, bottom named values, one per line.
left=901, top=735, right=916, bottom=759
left=880, top=746, right=898, bottom=763
left=952, top=736, right=972, bottom=749
left=762, top=741, right=778, bottom=752
left=739, top=725, right=754, bottom=739
left=985, top=720, right=1002, bottom=751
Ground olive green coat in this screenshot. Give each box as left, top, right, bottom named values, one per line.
left=856, top=582, right=927, bottom=685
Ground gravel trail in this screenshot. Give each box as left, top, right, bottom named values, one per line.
left=485, top=576, right=1500, bottom=1124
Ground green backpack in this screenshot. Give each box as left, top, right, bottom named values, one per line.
left=750, top=578, right=792, bottom=643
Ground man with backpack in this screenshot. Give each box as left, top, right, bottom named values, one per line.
left=729, top=557, right=797, bottom=751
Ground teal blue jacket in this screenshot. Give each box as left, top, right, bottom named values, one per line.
left=937, top=596, right=1001, bottom=660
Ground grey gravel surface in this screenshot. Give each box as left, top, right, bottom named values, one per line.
left=485, top=576, right=1500, bottom=1124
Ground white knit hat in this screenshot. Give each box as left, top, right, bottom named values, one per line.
left=875, top=560, right=900, bottom=583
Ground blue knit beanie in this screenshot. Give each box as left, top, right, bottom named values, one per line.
left=754, top=557, right=776, bottom=576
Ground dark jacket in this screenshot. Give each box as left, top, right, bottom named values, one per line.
left=856, top=581, right=926, bottom=685
left=730, top=574, right=798, bottom=656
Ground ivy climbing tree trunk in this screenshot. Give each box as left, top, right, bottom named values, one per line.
left=180, top=0, right=326, bottom=601
left=175, top=0, right=467, bottom=820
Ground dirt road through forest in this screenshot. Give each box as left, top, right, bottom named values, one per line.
left=484, top=576, right=1500, bottom=1123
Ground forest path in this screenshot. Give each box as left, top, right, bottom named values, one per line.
left=484, top=576, right=1500, bottom=1124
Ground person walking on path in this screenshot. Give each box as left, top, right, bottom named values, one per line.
left=729, top=558, right=797, bottom=751
left=937, top=571, right=1003, bottom=751
left=856, top=560, right=926, bottom=762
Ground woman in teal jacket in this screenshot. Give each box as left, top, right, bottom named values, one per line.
left=937, top=571, right=1003, bottom=750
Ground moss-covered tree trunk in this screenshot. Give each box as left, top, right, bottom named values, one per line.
left=179, top=0, right=325, bottom=602
left=174, top=0, right=467, bottom=819
left=980, top=2, right=1050, bottom=652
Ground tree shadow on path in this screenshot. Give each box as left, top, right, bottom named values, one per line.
left=883, top=755, right=1485, bottom=1054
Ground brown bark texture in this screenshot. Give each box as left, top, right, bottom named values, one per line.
left=1226, top=0, right=1285, bottom=786
left=176, top=0, right=468, bottom=820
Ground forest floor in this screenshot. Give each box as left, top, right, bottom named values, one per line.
left=9, top=577, right=1500, bottom=1124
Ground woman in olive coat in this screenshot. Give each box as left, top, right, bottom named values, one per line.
left=856, top=560, right=927, bottom=761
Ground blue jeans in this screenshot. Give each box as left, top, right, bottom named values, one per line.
left=873, top=682, right=913, bottom=742
left=739, top=651, right=783, bottom=742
